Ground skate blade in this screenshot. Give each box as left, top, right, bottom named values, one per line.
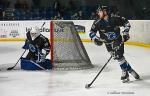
left=122, top=78, right=130, bottom=83
left=135, top=78, right=142, bottom=81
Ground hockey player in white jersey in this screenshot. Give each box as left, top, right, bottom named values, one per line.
left=89, top=6, right=140, bottom=83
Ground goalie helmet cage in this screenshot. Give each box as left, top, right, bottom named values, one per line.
left=50, top=21, right=93, bottom=70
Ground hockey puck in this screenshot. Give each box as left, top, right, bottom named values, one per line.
left=85, top=84, right=91, bottom=89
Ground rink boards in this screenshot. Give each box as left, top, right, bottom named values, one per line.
left=0, top=20, right=150, bottom=47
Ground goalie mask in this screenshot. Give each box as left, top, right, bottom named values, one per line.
left=30, top=26, right=40, bottom=40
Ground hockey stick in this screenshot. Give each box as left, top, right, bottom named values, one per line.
left=85, top=41, right=123, bottom=88
left=41, top=22, right=45, bottom=29
left=85, top=56, right=112, bottom=89
left=7, top=50, right=27, bottom=70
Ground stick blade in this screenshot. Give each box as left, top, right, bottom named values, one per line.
left=7, top=67, right=14, bottom=70
left=85, top=84, right=91, bottom=89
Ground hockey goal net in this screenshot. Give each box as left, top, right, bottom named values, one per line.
left=50, top=21, right=93, bottom=70
left=0, top=21, right=93, bottom=70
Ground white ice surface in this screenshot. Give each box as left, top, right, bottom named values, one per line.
left=0, top=42, right=150, bottom=96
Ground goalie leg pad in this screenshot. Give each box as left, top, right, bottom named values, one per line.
left=21, top=58, right=53, bottom=70
left=38, top=59, right=53, bottom=70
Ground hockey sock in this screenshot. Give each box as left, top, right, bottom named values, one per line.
left=120, top=62, right=131, bottom=71
left=118, top=57, right=131, bottom=71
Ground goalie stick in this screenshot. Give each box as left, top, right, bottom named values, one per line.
left=7, top=50, right=27, bottom=70
left=7, top=22, right=46, bottom=70
left=41, top=22, right=46, bottom=29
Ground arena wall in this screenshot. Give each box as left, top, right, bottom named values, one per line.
left=0, top=20, right=150, bottom=47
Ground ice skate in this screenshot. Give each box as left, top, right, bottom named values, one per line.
left=129, top=69, right=140, bottom=80
left=121, top=70, right=129, bottom=83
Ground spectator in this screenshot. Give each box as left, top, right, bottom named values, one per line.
left=69, top=0, right=76, bottom=11
left=57, top=13, right=64, bottom=20
left=0, top=8, right=4, bottom=20
left=78, top=10, right=84, bottom=20
left=52, top=13, right=63, bottom=20
left=22, top=0, right=29, bottom=11
left=15, top=0, right=22, bottom=9
left=0, top=0, right=5, bottom=9
left=32, top=0, right=40, bottom=8
left=53, top=0, right=61, bottom=16
left=15, top=0, right=29, bottom=11
left=68, top=0, right=77, bottom=15
left=71, top=12, right=79, bottom=20
left=3, top=8, right=15, bottom=20
left=89, top=12, right=97, bottom=20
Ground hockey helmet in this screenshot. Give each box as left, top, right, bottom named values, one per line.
left=97, top=5, right=110, bottom=14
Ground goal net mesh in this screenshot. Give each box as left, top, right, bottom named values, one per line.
left=51, top=21, right=93, bottom=70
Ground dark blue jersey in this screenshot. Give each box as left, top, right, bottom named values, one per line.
left=90, top=16, right=130, bottom=43
left=23, top=31, right=50, bottom=56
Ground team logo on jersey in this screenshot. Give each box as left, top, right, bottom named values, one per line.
left=29, top=44, right=36, bottom=53
left=105, top=32, right=117, bottom=40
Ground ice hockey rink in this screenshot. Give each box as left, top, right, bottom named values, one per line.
left=0, top=42, right=150, bottom=96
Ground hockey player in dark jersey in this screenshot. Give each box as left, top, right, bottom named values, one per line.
left=22, top=26, right=52, bottom=70
left=89, top=6, right=140, bottom=83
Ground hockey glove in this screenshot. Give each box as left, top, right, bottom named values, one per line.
left=94, top=38, right=103, bottom=46
left=122, top=30, right=130, bottom=42
left=123, top=34, right=130, bottom=42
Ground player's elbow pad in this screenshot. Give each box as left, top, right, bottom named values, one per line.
left=89, top=32, right=96, bottom=40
